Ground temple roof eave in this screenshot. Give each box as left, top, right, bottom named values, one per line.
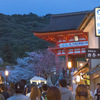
left=33, top=30, right=88, bottom=44
left=33, top=29, right=76, bottom=33
left=33, top=30, right=84, bottom=36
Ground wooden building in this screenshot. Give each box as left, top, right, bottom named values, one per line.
left=33, top=11, right=89, bottom=69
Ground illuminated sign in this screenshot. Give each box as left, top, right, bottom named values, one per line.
left=95, top=8, right=100, bottom=37
left=60, top=41, right=88, bottom=48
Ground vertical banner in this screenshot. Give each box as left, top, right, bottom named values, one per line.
left=95, top=8, right=100, bottom=37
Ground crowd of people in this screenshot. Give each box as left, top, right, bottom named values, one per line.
left=0, top=79, right=100, bottom=100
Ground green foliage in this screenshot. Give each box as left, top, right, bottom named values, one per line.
left=0, top=13, right=52, bottom=63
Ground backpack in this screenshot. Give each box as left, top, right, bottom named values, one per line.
left=44, top=95, right=47, bottom=100
left=42, top=92, right=47, bottom=100
left=40, top=96, right=46, bottom=100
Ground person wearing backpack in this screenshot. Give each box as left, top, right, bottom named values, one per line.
left=41, top=84, right=49, bottom=100
left=59, top=79, right=73, bottom=100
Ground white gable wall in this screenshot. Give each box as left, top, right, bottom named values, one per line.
left=84, top=18, right=99, bottom=48
left=83, top=18, right=100, bottom=68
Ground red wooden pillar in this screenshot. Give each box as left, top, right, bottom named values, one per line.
left=70, top=57, right=76, bottom=70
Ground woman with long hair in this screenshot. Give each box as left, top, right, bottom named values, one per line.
left=47, top=86, right=61, bottom=100
left=75, top=84, right=93, bottom=100
left=8, top=83, right=15, bottom=96
left=30, top=86, right=43, bottom=100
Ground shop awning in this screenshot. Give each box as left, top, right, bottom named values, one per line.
left=86, top=64, right=100, bottom=75
left=81, top=64, right=100, bottom=80
left=73, top=63, right=89, bottom=76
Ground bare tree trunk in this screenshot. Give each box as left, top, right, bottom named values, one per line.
left=47, top=74, right=52, bottom=85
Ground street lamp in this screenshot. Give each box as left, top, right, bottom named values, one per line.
left=5, top=70, right=9, bottom=91
left=68, top=62, right=72, bottom=85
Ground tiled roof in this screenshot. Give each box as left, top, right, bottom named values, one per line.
left=33, top=11, right=90, bottom=33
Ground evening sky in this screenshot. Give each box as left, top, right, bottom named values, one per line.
left=0, top=0, right=100, bottom=16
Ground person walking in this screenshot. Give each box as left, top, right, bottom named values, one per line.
left=41, top=84, right=49, bottom=100
left=20, top=79, right=27, bottom=95
left=0, top=94, right=5, bottom=100
left=7, top=81, right=30, bottom=100
left=75, top=84, right=93, bottom=100
left=26, top=84, right=36, bottom=97
left=86, top=85, right=94, bottom=98
left=94, top=83, right=100, bottom=100
left=47, top=86, right=61, bottom=100
left=8, top=83, right=15, bottom=96
left=59, top=79, right=73, bottom=100
left=0, top=84, right=9, bottom=100
left=30, top=86, right=44, bottom=100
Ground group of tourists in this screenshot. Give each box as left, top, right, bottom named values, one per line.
left=0, top=79, right=100, bottom=100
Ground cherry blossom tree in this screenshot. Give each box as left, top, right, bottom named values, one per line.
left=0, top=50, right=64, bottom=85
left=33, top=50, right=63, bottom=85
left=6, top=51, right=45, bottom=83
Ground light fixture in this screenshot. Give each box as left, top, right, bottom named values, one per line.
left=80, top=63, right=83, bottom=67
left=76, top=75, right=80, bottom=82
left=74, top=36, right=79, bottom=42
left=5, top=70, right=9, bottom=91
left=37, top=81, right=38, bottom=84
left=5, top=70, right=9, bottom=76
left=86, top=59, right=89, bottom=62
left=54, top=72, right=56, bottom=74
left=68, top=62, right=72, bottom=69
left=30, top=81, right=32, bottom=84
left=72, top=79, right=76, bottom=83
left=39, top=80, right=41, bottom=83
left=80, top=73, right=83, bottom=80
left=44, top=81, right=47, bottom=84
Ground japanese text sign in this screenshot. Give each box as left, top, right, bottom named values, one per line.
left=86, top=48, right=100, bottom=59
left=95, top=8, right=100, bottom=37
left=60, top=41, right=88, bottom=48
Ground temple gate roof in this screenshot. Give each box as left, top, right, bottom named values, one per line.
left=33, top=11, right=90, bottom=33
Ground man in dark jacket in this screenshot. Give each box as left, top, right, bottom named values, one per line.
left=59, top=79, right=73, bottom=100
left=7, top=81, right=30, bottom=100
left=20, top=79, right=27, bottom=95
left=95, top=83, right=100, bottom=100
left=41, top=84, right=49, bottom=100
left=0, top=84, right=9, bottom=100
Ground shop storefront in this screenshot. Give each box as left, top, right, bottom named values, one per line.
left=73, top=62, right=90, bottom=85
left=72, top=62, right=90, bottom=98
left=78, top=8, right=100, bottom=92
left=85, top=64, right=100, bottom=91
